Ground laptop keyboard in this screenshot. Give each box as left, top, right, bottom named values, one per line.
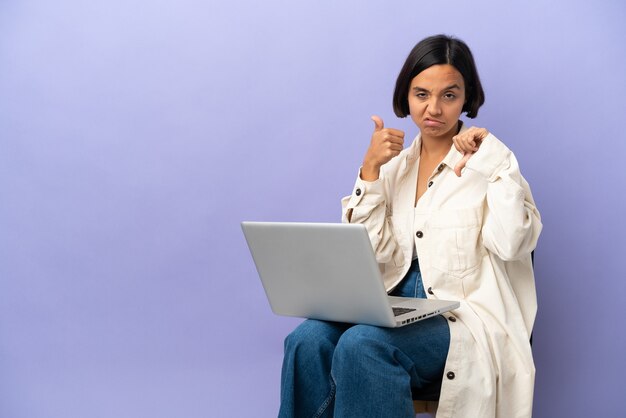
left=392, top=307, right=417, bottom=317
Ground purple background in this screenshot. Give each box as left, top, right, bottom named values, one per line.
left=1, top=1, right=625, bottom=417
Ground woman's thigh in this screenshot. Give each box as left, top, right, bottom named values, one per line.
left=286, top=319, right=350, bottom=347
left=337, top=315, right=450, bottom=384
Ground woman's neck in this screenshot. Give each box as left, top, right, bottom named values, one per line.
left=420, top=135, right=453, bottom=161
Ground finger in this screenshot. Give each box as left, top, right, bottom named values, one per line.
left=371, top=115, right=384, bottom=132
left=389, top=143, right=404, bottom=152
left=452, top=137, right=464, bottom=153
left=460, top=127, right=488, bottom=148
left=386, top=135, right=405, bottom=146
left=454, top=153, right=472, bottom=177
left=476, top=128, right=489, bottom=140
left=454, top=136, right=476, bottom=153
left=385, top=128, right=405, bottom=137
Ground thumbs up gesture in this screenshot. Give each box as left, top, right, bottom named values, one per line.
left=361, top=116, right=405, bottom=181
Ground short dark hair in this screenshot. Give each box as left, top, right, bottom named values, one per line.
left=392, top=34, right=485, bottom=119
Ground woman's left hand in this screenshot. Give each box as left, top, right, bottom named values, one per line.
left=452, top=126, right=489, bottom=177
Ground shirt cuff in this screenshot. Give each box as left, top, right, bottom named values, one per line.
left=344, top=167, right=386, bottom=208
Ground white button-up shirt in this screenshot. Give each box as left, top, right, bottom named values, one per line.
left=341, top=125, right=542, bottom=418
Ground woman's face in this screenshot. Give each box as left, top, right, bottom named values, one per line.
left=407, top=64, right=466, bottom=140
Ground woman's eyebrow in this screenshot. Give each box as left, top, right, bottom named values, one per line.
left=411, top=84, right=461, bottom=92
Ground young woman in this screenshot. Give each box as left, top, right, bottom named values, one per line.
left=279, top=34, right=541, bottom=418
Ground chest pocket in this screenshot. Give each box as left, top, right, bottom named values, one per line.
left=428, top=206, right=484, bottom=277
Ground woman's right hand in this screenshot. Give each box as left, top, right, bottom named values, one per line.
left=361, top=115, right=405, bottom=181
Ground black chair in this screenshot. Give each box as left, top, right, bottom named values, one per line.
left=411, top=382, right=441, bottom=415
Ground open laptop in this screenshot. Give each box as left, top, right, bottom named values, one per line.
left=241, top=221, right=459, bottom=328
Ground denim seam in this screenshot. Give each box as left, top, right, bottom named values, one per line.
left=312, top=374, right=336, bottom=418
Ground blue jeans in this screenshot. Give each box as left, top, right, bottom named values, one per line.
left=278, top=259, right=450, bottom=418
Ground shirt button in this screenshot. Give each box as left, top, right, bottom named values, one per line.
left=428, top=181, right=434, bottom=187
left=446, top=371, right=455, bottom=380
left=438, top=164, right=444, bottom=172
left=416, top=231, right=423, bottom=238
left=448, top=316, right=456, bottom=322
left=355, top=188, right=362, bottom=196
left=427, top=287, right=434, bottom=295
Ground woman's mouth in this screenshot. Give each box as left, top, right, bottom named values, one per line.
left=424, top=118, right=444, bottom=127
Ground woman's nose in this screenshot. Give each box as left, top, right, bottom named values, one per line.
left=426, top=98, right=442, bottom=115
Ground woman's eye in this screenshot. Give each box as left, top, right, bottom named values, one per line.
left=416, top=93, right=427, bottom=99
left=444, top=93, right=456, bottom=100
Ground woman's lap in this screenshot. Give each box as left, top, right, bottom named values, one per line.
left=290, top=314, right=449, bottom=386
left=280, top=259, right=451, bottom=417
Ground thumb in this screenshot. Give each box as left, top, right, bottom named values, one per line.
left=454, top=153, right=472, bottom=177
left=371, top=115, right=384, bottom=132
